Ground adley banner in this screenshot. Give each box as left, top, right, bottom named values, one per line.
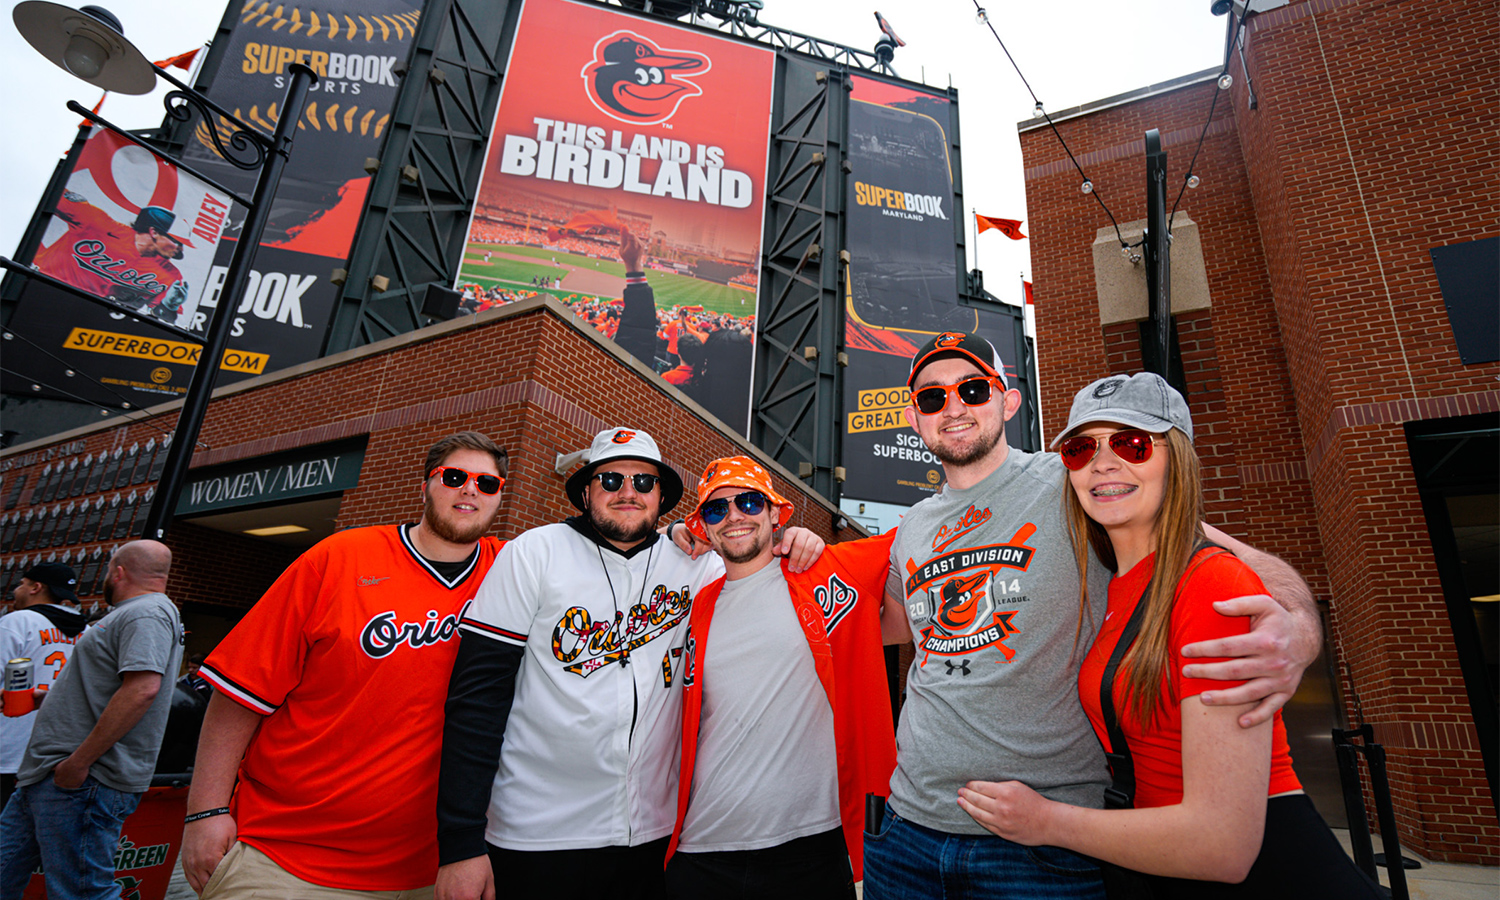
left=5, top=0, right=421, bottom=407
left=2, top=128, right=249, bottom=406
left=841, top=75, right=1022, bottom=507
left=458, top=0, right=774, bottom=435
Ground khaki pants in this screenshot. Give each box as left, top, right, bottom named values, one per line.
left=199, top=841, right=437, bottom=900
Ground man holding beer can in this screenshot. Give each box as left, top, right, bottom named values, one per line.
left=1, top=562, right=87, bottom=808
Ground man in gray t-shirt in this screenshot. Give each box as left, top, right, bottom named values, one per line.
left=0, top=540, right=183, bottom=900
left=863, top=333, right=1322, bottom=900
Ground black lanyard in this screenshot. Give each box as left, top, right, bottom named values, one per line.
left=1100, top=541, right=1222, bottom=810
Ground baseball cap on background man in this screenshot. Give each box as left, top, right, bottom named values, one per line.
left=907, top=331, right=1007, bottom=390
left=22, top=561, right=79, bottom=604
left=683, top=456, right=795, bottom=541
left=565, top=427, right=685, bottom=515
left=1050, top=372, right=1195, bottom=446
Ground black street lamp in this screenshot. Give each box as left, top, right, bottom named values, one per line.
left=8, top=2, right=315, bottom=540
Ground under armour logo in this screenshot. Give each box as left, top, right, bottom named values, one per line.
left=944, top=659, right=972, bottom=676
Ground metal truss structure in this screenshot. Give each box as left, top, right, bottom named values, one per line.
left=751, top=59, right=850, bottom=503
left=324, top=0, right=520, bottom=352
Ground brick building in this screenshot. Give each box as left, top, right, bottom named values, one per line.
left=1018, top=0, right=1496, bottom=863
left=0, top=296, right=856, bottom=659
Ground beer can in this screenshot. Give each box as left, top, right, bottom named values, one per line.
left=3, top=658, right=31, bottom=692
left=3, top=657, right=35, bottom=717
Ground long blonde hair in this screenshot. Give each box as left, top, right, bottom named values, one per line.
left=1065, top=428, right=1205, bottom=725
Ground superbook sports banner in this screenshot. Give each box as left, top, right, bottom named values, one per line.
left=840, top=76, right=1022, bottom=507
left=457, top=0, right=774, bottom=435
left=4, top=0, right=421, bottom=408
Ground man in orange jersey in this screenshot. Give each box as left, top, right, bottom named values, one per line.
left=35, top=195, right=190, bottom=319
left=181, top=432, right=509, bottom=899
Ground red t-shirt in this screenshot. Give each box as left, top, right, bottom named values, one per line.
left=201, top=526, right=503, bottom=890
left=1077, top=549, right=1301, bottom=809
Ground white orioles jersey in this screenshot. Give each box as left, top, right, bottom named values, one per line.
left=458, top=524, right=724, bottom=851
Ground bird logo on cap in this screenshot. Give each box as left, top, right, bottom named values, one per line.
left=612, top=430, right=637, bottom=444
left=934, top=332, right=964, bottom=348
left=582, top=32, right=711, bottom=125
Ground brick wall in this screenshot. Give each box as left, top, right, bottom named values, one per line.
left=0, top=296, right=849, bottom=627
left=1020, top=0, right=1499, bottom=862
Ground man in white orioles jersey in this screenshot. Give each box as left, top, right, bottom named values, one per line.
left=435, top=428, right=827, bottom=900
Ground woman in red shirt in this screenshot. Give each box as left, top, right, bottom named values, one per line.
left=957, top=372, right=1381, bottom=898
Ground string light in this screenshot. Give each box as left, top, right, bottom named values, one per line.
left=1080, top=180, right=1094, bottom=194
left=1034, top=101, right=1044, bottom=117
left=1218, top=73, right=1233, bottom=90
left=975, top=7, right=988, bottom=24
left=1187, top=174, right=1201, bottom=189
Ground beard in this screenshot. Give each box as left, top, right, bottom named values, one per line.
left=717, top=530, right=770, bottom=565
left=930, top=417, right=1004, bottom=467
left=591, top=510, right=658, bottom=546
left=423, top=492, right=493, bottom=545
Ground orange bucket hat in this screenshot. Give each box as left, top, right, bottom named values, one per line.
left=684, top=455, right=794, bottom=541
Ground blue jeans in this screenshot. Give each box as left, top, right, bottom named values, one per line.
left=0, top=775, right=141, bottom=900
left=863, top=804, right=1105, bottom=900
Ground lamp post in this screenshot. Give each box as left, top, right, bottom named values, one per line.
left=11, top=2, right=314, bottom=540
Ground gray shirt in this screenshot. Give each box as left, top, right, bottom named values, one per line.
left=678, top=563, right=841, bottom=852
left=888, top=449, right=1112, bottom=833
left=18, top=592, right=183, bottom=793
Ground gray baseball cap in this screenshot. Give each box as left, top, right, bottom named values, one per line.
left=1051, top=372, right=1193, bottom=446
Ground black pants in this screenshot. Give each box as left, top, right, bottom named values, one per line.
left=665, top=827, right=855, bottom=900
left=487, top=836, right=669, bottom=900
left=1144, top=794, right=1386, bottom=899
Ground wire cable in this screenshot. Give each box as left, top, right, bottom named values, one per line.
left=1167, top=4, right=1252, bottom=229
left=969, top=0, right=1131, bottom=249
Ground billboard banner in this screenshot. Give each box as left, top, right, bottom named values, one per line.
left=33, top=128, right=230, bottom=322
left=457, top=0, right=774, bottom=435
left=841, top=76, right=1021, bottom=506
left=3, top=0, right=421, bottom=407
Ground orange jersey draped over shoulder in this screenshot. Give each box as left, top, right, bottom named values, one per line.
left=669, top=531, right=898, bottom=880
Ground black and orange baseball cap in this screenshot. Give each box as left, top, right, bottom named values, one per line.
left=907, top=331, right=1006, bottom=390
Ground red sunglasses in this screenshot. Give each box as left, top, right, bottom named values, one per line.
left=1057, top=429, right=1162, bottom=471
left=429, top=467, right=505, bottom=495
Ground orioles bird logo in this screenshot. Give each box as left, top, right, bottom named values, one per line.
left=934, top=332, right=965, bottom=349
left=612, top=430, right=636, bottom=444
left=935, top=571, right=991, bottom=633
left=581, top=32, right=711, bottom=125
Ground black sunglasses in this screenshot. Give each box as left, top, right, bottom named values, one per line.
left=592, top=471, right=661, bottom=493
left=699, top=490, right=768, bottom=525
left=913, top=377, right=1001, bottom=415
left=430, top=467, right=504, bottom=495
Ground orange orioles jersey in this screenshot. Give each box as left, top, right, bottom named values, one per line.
left=668, top=531, right=898, bottom=880
left=201, top=525, right=503, bottom=890
left=35, top=196, right=183, bottom=303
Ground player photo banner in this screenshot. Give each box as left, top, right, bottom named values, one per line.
left=458, top=0, right=775, bottom=436
left=840, top=76, right=1021, bottom=507
left=33, top=128, right=229, bottom=323
left=2, top=0, right=420, bottom=408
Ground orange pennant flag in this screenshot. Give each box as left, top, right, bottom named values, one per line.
left=1023, top=280, right=1035, bottom=305
left=976, top=214, right=1026, bottom=240
left=154, top=48, right=200, bottom=71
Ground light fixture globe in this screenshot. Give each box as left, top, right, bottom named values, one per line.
left=12, top=1, right=154, bottom=94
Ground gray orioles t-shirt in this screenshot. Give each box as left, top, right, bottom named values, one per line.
left=888, top=448, right=1111, bottom=834
left=18, top=592, right=183, bottom=793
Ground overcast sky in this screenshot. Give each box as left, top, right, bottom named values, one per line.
left=0, top=0, right=1227, bottom=292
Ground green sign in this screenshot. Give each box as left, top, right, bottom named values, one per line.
left=176, top=437, right=367, bottom=515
